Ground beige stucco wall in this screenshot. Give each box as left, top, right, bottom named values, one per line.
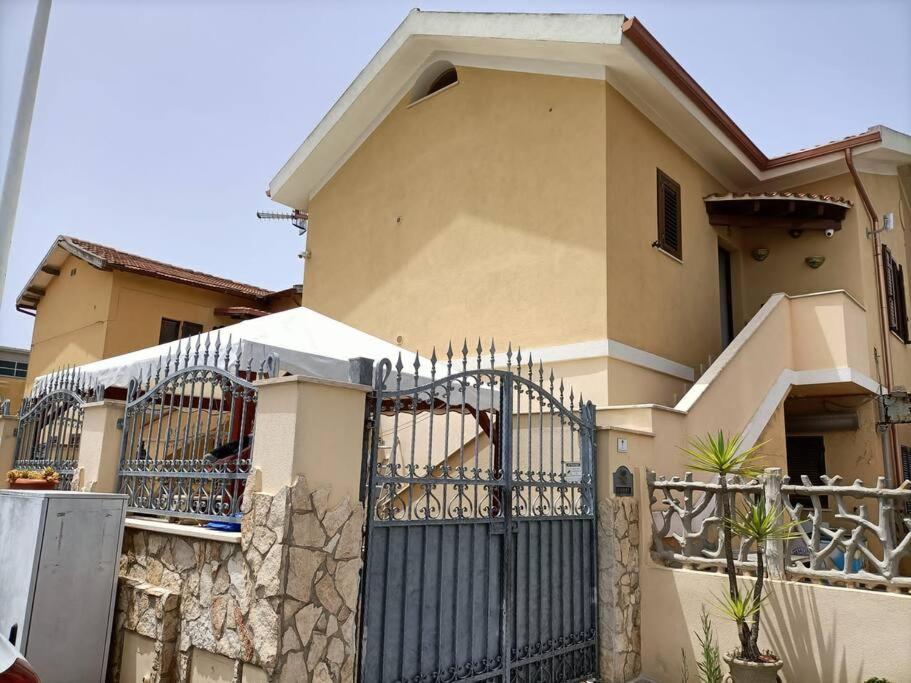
left=119, top=631, right=158, bottom=683
left=603, top=81, right=731, bottom=371
left=0, top=376, right=25, bottom=412
left=306, top=66, right=609, bottom=354
left=640, top=563, right=911, bottom=682
left=102, top=271, right=261, bottom=359
left=26, top=253, right=114, bottom=386
left=251, top=375, right=369, bottom=505
left=296, top=63, right=911, bottom=486
left=23, top=258, right=274, bottom=389
left=598, top=292, right=876, bottom=478
left=756, top=397, right=788, bottom=473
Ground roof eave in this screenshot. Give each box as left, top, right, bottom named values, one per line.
left=267, top=12, right=910, bottom=209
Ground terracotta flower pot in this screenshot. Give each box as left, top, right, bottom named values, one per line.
left=8, top=478, right=57, bottom=491
left=724, top=652, right=784, bottom=683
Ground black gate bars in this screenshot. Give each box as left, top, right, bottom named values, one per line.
left=359, top=342, right=599, bottom=682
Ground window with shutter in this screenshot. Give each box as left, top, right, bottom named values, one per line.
left=180, top=321, right=203, bottom=339
left=883, top=245, right=909, bottom=342
left=159, top=318, right=181, bottom=344
left=159, top=318, right=203, bottom=344
left=656, top=169, right=682, bottom=260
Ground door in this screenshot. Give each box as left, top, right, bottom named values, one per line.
left=786, top=435, right=828, bottom=507
left=718, top=245, right=735, bottom=348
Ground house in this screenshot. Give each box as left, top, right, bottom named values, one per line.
left=266, top=11, right=911, bottom=488
left=15, top=235, right=300, bottom=392
left=0, top=346, right=29, bottom=411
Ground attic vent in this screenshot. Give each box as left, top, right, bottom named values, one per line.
left=656, top=169, right=682, bottom=260
left=410, top=61, right=459, bottom=103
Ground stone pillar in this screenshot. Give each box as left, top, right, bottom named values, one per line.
left=597, top=452, right=642, bottom=683
left=763, top=467, right=786, bottom=579
left=75, top=399, right=125, bottom=493
left=0, top=414, right=18, bottom=489
left=251, top=374, right=370, bottom=681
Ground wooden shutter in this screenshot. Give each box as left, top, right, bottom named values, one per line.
left=180, top=321, right=203, bottom=339
left=657, top=170, right=682, bottom=259
left=883, top=246, right=898, bottom=332
left=896, top=262, right=909, bottom=341
left=883, top=246, right=909, bottom=341
left=159, top=318, right=181, bottom=344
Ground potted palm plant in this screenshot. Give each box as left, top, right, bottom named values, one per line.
left=683, top=432, right=796, bottom=682
left=6, top=467, right=60, bottom=490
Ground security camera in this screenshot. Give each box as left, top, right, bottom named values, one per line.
left=824, top=228, right=836, bottom=238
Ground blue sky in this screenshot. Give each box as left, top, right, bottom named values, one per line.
left=1, top=0, right=909, bottom=349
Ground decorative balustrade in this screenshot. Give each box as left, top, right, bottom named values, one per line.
left=647, top=469, right=911, bottom=592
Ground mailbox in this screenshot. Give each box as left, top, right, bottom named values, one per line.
left=613, top=465, right=634, bottom=497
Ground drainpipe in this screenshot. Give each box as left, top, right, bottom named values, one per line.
left=845, top=148, right=897, bottom=485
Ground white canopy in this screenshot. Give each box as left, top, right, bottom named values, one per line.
left=37, top=307, right=431, bottom=390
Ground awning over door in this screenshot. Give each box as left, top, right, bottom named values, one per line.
left=704, top=191, right=852, bottom=231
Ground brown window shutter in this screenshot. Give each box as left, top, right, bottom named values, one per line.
left=656, top=170, right=682, bottom=259
left=159, top=318, right=181, bottom=344
left=897, top=262, right=909, bottom=341
left=883, top=246, right=898, bottom=333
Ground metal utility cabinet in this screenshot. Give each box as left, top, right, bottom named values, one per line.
left=0, top=490, right=127, bottom=683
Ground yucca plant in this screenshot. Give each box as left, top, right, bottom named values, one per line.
left=682, top=431, right=791, bottom=664
left=681, top=432, right=763, bottom=605
left=728, top=501, right=800, bottom=660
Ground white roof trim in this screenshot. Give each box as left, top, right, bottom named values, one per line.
left=488, top=337, right=695, bottom=382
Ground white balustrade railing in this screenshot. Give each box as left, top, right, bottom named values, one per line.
left=647, top=468, right=911, bottom=592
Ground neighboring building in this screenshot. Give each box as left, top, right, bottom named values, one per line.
left=16, top=236, right=300, bottom=388
left=267, top=12, right=911, bottom=486
left=0, top=346, right=29, bottom=411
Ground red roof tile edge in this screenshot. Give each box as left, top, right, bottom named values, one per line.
left=64, top=236, right=274, bottom=300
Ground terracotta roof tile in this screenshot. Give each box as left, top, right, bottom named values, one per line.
left=65, top=237, right=274, bottom=300
left=704, top=191, right=853, bottom=208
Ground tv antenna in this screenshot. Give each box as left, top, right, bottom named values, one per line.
left=257, top=209, right=308, bottom=235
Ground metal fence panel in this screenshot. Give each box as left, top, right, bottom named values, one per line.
left=13, top=367, right=101, bottom=489
left=117, top=334, right=276, bottom=523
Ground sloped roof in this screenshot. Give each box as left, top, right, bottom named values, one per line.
left=17, top=235, right=276, bottom=310
left=704, top=191, right=854, bottom=209
left=268, top=10, right=910, bottom=209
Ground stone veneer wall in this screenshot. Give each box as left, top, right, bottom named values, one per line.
left=110, top=477, right=364, bottom=682
left=598, top=496, right=641, bottom=683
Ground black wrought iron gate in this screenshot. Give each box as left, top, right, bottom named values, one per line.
left=359, top=347, right=599, bottom=682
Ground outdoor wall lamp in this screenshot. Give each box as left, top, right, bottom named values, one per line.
left=751, top=248, right=770, bottom=262
left=805, top=256, right=826, bottom=269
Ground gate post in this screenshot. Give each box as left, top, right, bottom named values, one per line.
left=0, top=413, right=17, bottom=489
left=252, top=374, right=370, bottom=682
left=596, top=429, right=642, bottom=683
left=74, top=399, right=125, bottom=492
